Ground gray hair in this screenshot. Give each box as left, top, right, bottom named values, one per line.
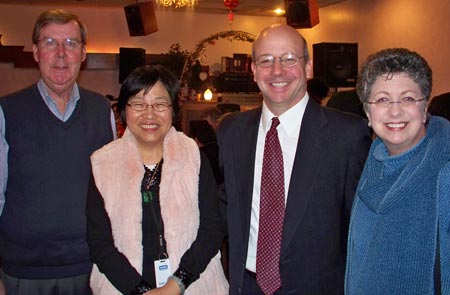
left=32, top=9, right=87, bottom=45
left=357, top=48, right=432, bottom=104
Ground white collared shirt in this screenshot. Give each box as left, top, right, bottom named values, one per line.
left=245, top=93, right=309, bottom=272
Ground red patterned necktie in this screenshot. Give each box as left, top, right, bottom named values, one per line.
left=256, top=117, right=285, bottom=295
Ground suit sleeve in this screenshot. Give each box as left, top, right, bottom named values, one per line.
left=0, top=107, right=7, bottom=216
left=215, top=115, right=235, bottom=236
left=344, top=119, right=372, bottom=215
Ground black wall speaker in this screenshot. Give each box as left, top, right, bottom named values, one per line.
left=124, top=1, right=158, bottom=37
left=284, top=0, right=320, bottom=28
left=119, top=47, right=146, bottom=84
left=313, top=42, right=358, bottom=88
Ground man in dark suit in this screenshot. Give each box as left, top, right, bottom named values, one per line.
left=216, top=24, right=372, bottom=295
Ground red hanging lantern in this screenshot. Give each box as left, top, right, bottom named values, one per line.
left=224, top=0, right=239, bottom=24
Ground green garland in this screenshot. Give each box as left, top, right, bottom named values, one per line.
left=180, top=30, right=256, bottom=84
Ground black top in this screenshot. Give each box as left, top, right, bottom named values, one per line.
left=200, top=142, right=224, bottom=185
left=86, top=153, right=224, bottom=294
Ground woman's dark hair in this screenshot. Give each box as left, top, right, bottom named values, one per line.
left=117, top=65, right=180, bottom=125
left=357, top=48, right=432, bottom=104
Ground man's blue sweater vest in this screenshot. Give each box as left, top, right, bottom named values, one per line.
left=0, top=85, right=113, bottom=279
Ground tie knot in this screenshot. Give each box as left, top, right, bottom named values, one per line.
left=271, top=117, right=280, bottom=130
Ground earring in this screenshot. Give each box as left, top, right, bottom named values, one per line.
left=368, top=121, right=372, bottom=127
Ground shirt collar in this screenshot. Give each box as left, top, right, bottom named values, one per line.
left=37, top=79, right=80, bottom=106
left=261, top=92, right=309, bottom=135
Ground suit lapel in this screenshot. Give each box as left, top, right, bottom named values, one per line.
left=281, top=101, right=328, bottom=253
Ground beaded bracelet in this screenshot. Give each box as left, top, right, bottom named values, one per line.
left=129, top=280, right=152, bottom=295
left=174, top=267, right=195, bottom=289
left=168, top=275, right=185, bottom=295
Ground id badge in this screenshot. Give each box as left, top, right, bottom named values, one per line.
left=154, top=259, right=171, bottom=288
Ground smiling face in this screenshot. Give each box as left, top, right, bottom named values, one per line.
left=125, top=81, right=173, bottom=152
left=32, top=21, right=86, bottom=98
left=251, top=25, right=312, bottom=116
left=366, top=72, right=428, bottom=156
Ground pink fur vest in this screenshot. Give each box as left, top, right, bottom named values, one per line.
left=90, top=127, right=228, bottom=295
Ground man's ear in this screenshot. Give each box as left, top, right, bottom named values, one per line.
left=251, top=62, right=257, bottom=82
left=81, top=45, right=87, bottom=62
left=305, top=58, right=313, bottom=79
left=32, top=44, right=39, bottom=63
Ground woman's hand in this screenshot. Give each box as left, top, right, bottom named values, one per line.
left=144, top=279, right=181, bottom=295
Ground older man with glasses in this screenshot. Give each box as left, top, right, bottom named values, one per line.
left=0, top=9, right=115, bottom=294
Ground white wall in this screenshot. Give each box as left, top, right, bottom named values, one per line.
left=1, top=0, right=449, bottom=97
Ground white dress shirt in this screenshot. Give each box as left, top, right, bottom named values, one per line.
left=246, top=93, right=309, bottom=272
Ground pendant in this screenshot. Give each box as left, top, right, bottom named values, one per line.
left=143, top=191, right=153, bottom=203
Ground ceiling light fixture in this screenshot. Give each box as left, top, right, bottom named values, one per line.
left=155, top=0, right=198, bottom=8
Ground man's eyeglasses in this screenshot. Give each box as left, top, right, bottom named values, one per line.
left=365, top=97, right=426, bottom=108
left=254, top=52, right=307, bottom=68
left=127, top=102, right=172, bottom=112
left=37, top=38, right=83, bottom=50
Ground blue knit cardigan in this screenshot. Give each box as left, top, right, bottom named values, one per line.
left=345, top=116, right=450, bottom=295
left=438, top=162, right=450, bottom=294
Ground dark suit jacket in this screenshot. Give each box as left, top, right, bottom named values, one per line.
left=216, top=99, right=372, bottom=295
